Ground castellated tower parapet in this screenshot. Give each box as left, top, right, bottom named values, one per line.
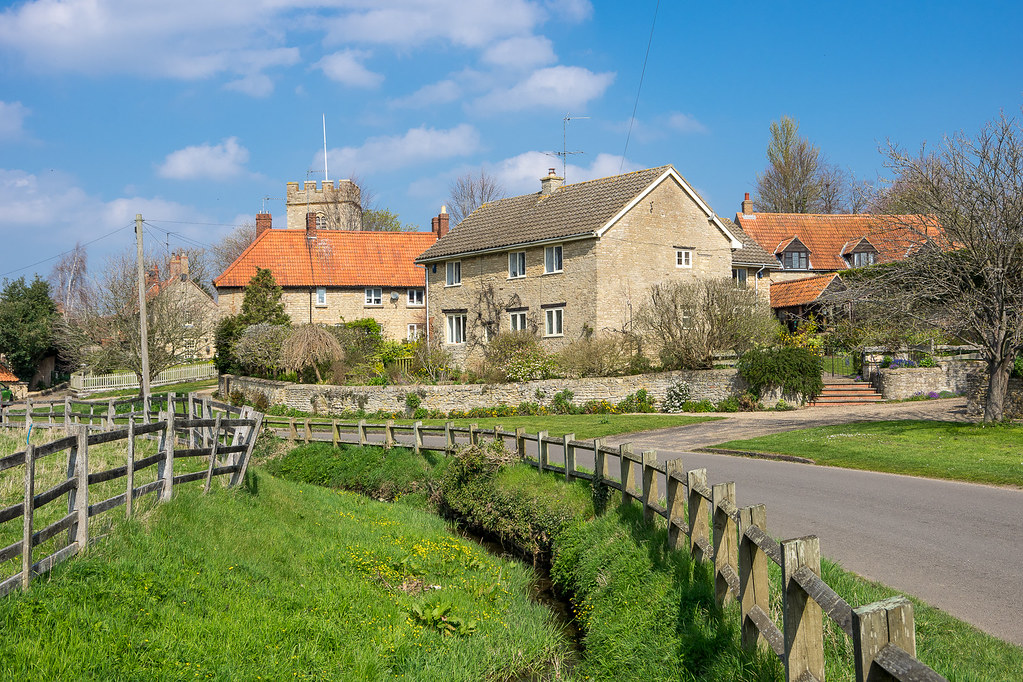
left=285, top=179, right=363, bottom=230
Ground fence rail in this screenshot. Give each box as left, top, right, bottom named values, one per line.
left=262, top=415, right=948, bottom=682
left=70, top=362, right=217, bottom=395
left=0, top=393, right=262, bottom=598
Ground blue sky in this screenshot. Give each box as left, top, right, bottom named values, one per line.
left=1, top=0, right=1021, bottom=282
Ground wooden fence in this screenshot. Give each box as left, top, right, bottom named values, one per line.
left=69, top=361, right=216, bottom=395
left=264, top=415, right=947, bottom=682
left=0, top=393, right=263, bottom=598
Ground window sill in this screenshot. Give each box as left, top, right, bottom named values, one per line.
left=507, top=275, right=526, bottom=280
left=407, top=303, right=425, bottom=308
left=541, top=270, right=563, bottom=276
left=314, top=304, right=328, bottom=308
left=444, top=283, right=462, bottom=288
left=543, top=334, right=564, bottom=338
left=364, top=304, right=383, bottom=308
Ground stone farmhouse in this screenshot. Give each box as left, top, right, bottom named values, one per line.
left=146, top=251, right=219, bottom=359
left=415, top=165, right=777, bottom=363
left=214, top=202, right=440, bottom=341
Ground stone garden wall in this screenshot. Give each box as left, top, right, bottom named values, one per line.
left=966, top=373, right=1023, bottom=419
left=220, top=369, right=775, bottom=415
left=877, top=361, right=982, bottom=400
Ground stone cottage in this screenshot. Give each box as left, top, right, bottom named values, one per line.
left=415, top=165, right=776, bottom=363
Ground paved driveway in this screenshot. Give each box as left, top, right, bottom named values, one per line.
left=597, top=398, right=1023, bottom=647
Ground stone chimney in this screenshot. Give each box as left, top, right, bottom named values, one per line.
left=168, top=251, right=190, bottom=280
left=540, top=168, right=564, bottom=196
left=741, top=192, right=754, bottom=216
left=256, top=213, right=272, bottom=238
left=435, top=206, right=450, bottom=239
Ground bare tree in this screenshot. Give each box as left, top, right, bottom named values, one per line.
left=448, top=168, right=505, bottom=224
left=54, top=248, right=215, bottom=388
left=638, top=279, right=780, bottom=369
left=210, top=225, right=255, bottom=278
left=280, top=324, right=342, bottom=383
left=48, top=242, right=91, bottom=317
left=836, top=111, right=1023, bottom=421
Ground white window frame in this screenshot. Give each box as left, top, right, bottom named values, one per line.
left=852, top=251, right=875, bottom=268
left=508, top=251, right=526, bottom=279
left=544, top=245, right=563, bottom=274
left=315, top=212, right=326, bottom=230
left=315, top=286, right=327, bottom=306
left=365, top=287, right=382, bottom=306
left=445, top=261, right=461, bottom=286
left=509, top=311, right=527, bottom=332
left=544, top=308, right=564, bottom=337
left=676, top=249, right=693, bottom=268
left=784, top=251, right=809, bottom=270
left=446, top=314, right=466, bottom=345
left=731, top=268, right=748, bottom=287
left=407, top=288, right=424, bottom=307
left=407, top=323, right=421, bottom=341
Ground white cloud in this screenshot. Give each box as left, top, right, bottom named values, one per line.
left=0, top=101, right=29, bottom=140
left=158, top=137, right=250, bottom=180
left=482, top=35, right=556, bottom=69
left=389, top=79, right=461, bottom=109
left=224, top=73, right=275, bottom=97
left=315, top=50, right=384, bottom=88
left=475, top=65, right=614, bottom=112
left=667, top=112, right=708, bottom=135
left=545, top=0, right=593, bottom=22
left=491, top=151, right=641, bottom=194
left=324, top=0, right=544, bottom=49
left=324, top=124, right=480, bottom=175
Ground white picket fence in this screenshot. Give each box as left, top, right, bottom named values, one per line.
left=70, top=362, right=217, bottom=395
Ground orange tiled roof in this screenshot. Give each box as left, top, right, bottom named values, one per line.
left=214, top=229, right=438, bottom=289
left=0, top=362, right=18, bottom=383
left=769, top=273, right=843, bottom=309
left=735, top=213, right=942, bottom=270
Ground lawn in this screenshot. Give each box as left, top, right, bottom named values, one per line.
left=0, top=473, right=574, bottom=680
left=85, top=378, right=218, bottom=400
left=713, top=419, right=1023, bottom=486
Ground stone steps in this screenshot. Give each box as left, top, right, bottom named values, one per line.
left=810, top=381, right=885, bottom=407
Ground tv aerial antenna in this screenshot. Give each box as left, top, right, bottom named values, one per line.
left=544, top=113, right=589, bottom=181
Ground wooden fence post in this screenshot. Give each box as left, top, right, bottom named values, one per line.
left=126, top=418, right=136, bottom=519
left=106, top=398, right=115, bottom=431
left=159, top=410, right=175, bottom=502
left=67, top=426, right=89, bottom=551
left=537, top=430, right=549, bottom=471
left=143, top=394, right=151, bottom=424
left=187, top=393, right=196, bottom=447
left=413, top=421, right=423, bottom=454
left=229, top=413, right=264, bottom=488
left=304, top=418, right=312, bottom=444
left=202, top=396, right=213, bottom=447
left=563, top=433, right=576, bottom=482
left=26, top=398, right=32, bottom=430
left=331, top=419, right=339, bottom=447
left=712, top=482, right=738, bottom=606
left=641, top=450, right=659, bottom=523
left=665, top=458, right=686, bottom=550
left=593, top=438, right=607, bottom=484
left=21, top=444, right=36, bottom=590
left=384, top=420, right=395, bottom=450
left=687, top=468, right=710, bottom=563
left=444, top=421, right=454, bottom=452
left=515, top=427, right=526, bottom=460
left=48, top=402, right=54, bottom=427
left=64, top=397, right=72, bottom=435
left=782, top=536, right=825, bottom=682
left=203, top=415, right=223, bottom=494
left=852, top=597, right=916, bottom=682
left=469, top=423, right=479, bottom=446
left=619, top=443, right=635, bottom=506
left=738, top=504, right=769, bottom=652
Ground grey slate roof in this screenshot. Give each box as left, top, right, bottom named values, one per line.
left=721, top=217, right=780, bottom=268
left=416, top=165, right=674, bottom=262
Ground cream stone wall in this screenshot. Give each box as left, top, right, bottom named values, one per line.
left=285, top=180, right=361, bottom=230
left=217, top=286, right=427, bottom=340
left=426, top=239, right=598, bottom=364
left=594, top=176, right=734, bottom=332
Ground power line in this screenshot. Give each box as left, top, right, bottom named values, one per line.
left=0, top=222, right=134, bottom=279
left=619, top=0, right=661, bottom=174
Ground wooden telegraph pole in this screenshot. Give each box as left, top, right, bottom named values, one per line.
left=135, top=214, right=152, bottom=400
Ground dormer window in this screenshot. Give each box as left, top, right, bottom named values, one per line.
left=783, top=251, right=809, bottom=270
left=851, top=251, right=876, bottom=268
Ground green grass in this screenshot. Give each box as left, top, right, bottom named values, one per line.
left=85, top=378, right=218, bottom=400
left=422, top=414, right=719, bottom=439
left=713, top=420, right=1023, bottom=486
left=0, top=473, right=574, bottom=680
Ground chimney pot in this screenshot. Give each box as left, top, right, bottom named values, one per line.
left=256, top=212, right=272, bottom=238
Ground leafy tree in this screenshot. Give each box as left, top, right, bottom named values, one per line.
left=448, top=168, right=505, bottom=224
left=755, top=116, right=852, bottom=213
left=281, top=324, right=342, bottom=383
left=234, top=323, right=289, bottom=377
left=362, top=208, right=419, bottom=231
left=0, top=276, right=57, bottom=380
left=837, top=111, right=1023, bottom=421
left=239, top=268, right=290, bottom=326
left=213, top=315, right=246, bottom=374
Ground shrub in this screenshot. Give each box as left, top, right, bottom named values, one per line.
left=616, top=389, right=655, bottom=413
left=737, top=347, right=824, bottom=403
left=413, top=407, right=428, bottom=420
left=1013, top=355, right=1023, bottom=378
left=661, top=380, right=692, bottom=413
left=550, top=389, right=576, bottom=415
left=505, top=347, right=560, bottom=382
left=557, top=333, right=636, bottom=377
left=918, top=354, right=937, bottom=368
left=680, top=399, right=715, bottom=412
left=736, top=392, right=762, bottom=412
left=880, top=355, right=893, bottom=369
left=888, top=358, right=918, bottom=369
left=715, top=396, right=739, bottom=412
left=772, top=398, right=795, bottom=411
left=404, top=392, right=422, bottom=411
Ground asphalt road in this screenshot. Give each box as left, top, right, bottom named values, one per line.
left=595, top=399, right=1023, bottom=648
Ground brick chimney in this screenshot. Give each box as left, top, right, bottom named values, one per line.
left=306, top=212, right=317, bottom=232
left=741, top=192, right=754, bottom=216
left=255, top=213, right=272, bottom=238
left=146, top=265, right=160, bottom=289
left=540, top=168, right=564, bottom=196
left=434, top=206, right=450, bottom=239
left=168, top=251, right=190, bottom=280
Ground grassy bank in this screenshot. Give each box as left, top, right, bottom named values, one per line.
left=268, top=440, right=1023, bottom=680
left=712, top=420, right=1023, bottom=486
left=0, top=473, right=573, bottom=680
